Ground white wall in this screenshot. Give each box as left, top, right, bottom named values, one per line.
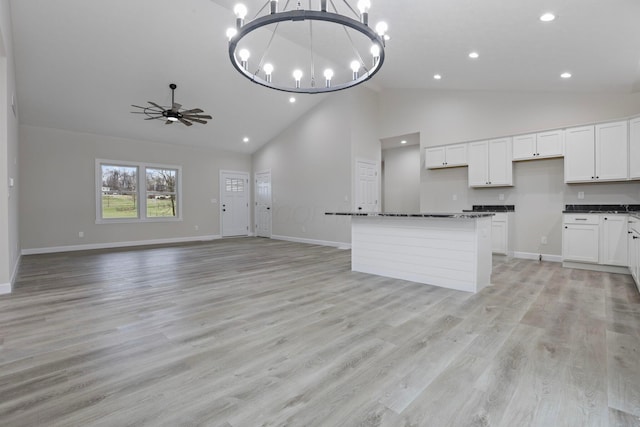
left=19, top=125, right=251, bottom=252
left=382, top=145, right=420, bottom=212
left=0, top=0, right=19, bottom=292
left=252, top=87, right=381, bottom=246
left=379, top=88, right=640, bottom=257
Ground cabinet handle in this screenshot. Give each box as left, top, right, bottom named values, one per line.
left=629, top=231, right=633, bottom=234
left=575, top=218, right=588, bottom=221
left=604, top=217, right=608, bottom=221
left=596, top=176, right=599, bottom=179
left=565, top=226, right=568, bottom=229
left=634, top=236, right=639, bottom=240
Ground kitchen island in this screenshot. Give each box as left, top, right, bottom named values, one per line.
left=325, top=212, right=494, bottom=293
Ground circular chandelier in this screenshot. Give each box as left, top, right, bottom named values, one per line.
left=226, top=0, right=389, bottom=94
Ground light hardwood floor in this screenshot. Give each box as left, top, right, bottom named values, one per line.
left=1, top=238, right=640, bottom=426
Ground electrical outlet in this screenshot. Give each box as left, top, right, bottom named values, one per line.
left=452, top=194, right=457, bottom=201
left=499, top=193, right=504, bottom=201
left=541, top=236, right=547, bottom=245
left=211, top=198, right=217, bottom=204
left=78, top=231, right=84, bottom=238
left=194, top=225, right=199, bottom=231
left=578, top=191, right=584, bottom=200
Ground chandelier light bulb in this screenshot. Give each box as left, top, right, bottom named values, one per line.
left=239, top=49, right=250, bottom=61
left=375, top=21, right=388, bottom=37
left=324, top=68, right=334, bottom=87
left=350, top=60, right=360, bottom=80
left=293, top=69, right=303, bottom=88
left=234, top=4, right=248, bottom=19
left=263, top=63, right=274, bottom=82
left=370, top=44, right=380, bottom=66
left=226, top=28, right=237, bottom=40
left=357, top=0, right=371, bottom=13
left=270, top=0, right=278, bottom=14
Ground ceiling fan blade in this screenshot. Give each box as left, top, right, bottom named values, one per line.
left=179, top=118, right=193, bottom=126
left=184, top=114, right=212, bottom=120
left=172, top=103, right=182, bottom=112
left=131, top=104, right=150, bottom=109
left=165, top=120, right=174, bottom=125
left=185, top=117, right=207, bottom=124
left=182, top=108, right=203, bottom=114
left=148, top=101, right=166, bottom=110
left=145, top=116, right=163, bottom=120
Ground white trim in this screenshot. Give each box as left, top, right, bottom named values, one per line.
left=513, top=251, right=563, bottom=263
left=254, top=169, right=272, bottom=238
left=0, top=283, right=11, bottom=295
left=21, top=235, right=221, bottom=255
left=271, top=234, right=351, bottom=249
left=1, top=255, right=22, bottom=295
left=562, top=261, right=631, bottom=275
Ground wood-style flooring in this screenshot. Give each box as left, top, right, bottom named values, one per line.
left=1, top=238, right=640, bottom=426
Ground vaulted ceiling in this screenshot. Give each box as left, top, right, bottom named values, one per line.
left=10, top=0, right=640, bottom=153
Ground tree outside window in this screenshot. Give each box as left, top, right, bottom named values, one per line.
left=146, top=168, right=178, bottom=218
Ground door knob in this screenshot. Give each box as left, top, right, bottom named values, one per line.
left=267, top=207, right=271, bottom=210
left=358, top=207, right=363, bottom=210
left=222, top=209, right=226, bottom=212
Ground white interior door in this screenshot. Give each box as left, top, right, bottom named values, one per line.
left=355, top=159, right=379, bottom=212
left=221, top=171, right=249, bottom=237
left=255, top=171, right=272, bottom=238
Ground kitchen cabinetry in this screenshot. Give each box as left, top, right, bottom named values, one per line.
left=563, top=214, right=599, bottom=263
left=425, top=144, right=467, bottom=169
left=468, top=138, right=513, bottom=187
left=491, top=213, right=512, bottom=255
left=628, top=217, right=640, bottom=292
left=564, top=122, right=629, bottom=183
left=630, top=117, right=640, bottom=179
left=512, top=130, right=564, bottom=161
left=599, top=215, right=628, bottom=266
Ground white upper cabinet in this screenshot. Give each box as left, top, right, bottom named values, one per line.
left=564, top=123, right=628, bottom=183
left=536, top=130, right=565, bottom=158
left=629, top=117, right=640, bottom=179
left=565, top=126, right=596, bottom=182
left=468, top=138, right=513, bottom=187
left=425, top=144, right=467, bottom=169
left=596, top=121, right=628, bottom=181
left=512, top=130, right=564, bottom=161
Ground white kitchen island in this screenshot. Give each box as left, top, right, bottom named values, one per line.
left=325, top=212, right=494, bottom=293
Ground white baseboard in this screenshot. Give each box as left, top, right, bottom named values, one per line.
left=513, top=251, right=563, bottom=263
left=562, top=261, right=630, bottom=275
left=0, top=282, right=11, bottom=295
left=271, top=235, right=351, bottom=250
left=21, top=235, right=222, bottom=255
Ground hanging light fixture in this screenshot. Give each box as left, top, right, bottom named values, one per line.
left=227, top=0, right=388, bottom=94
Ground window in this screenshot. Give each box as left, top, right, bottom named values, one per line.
left=96, top=160, right=182, bottom=223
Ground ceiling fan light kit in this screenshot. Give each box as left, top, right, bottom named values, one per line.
left=227, top=0, right=388, bottom=94
left=131, top=83, right=212, bottom=126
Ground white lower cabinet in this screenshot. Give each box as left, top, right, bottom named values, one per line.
left=563, top=216, right=600, bottom=263
left=599, top=215, right=628, bottom=266
left=628, top=217, right=640, bottom=292
left=490, top=213, right=512, bottom=255
left=563, top=214, right=632, bottom=274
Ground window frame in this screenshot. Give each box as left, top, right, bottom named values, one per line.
left=95, top=159, right=183, bottom=224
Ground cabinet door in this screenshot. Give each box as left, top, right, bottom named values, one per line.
left=445, top=144, right=467, bottom=167
left=630, top=118, right=640, bottom=179
left=536, top=130, right=564, bottom=158
left=512, top=134, right=536, bottom=160
left=425, top=147, right=446, bottom=169
left=491, top=219, right=507, bottom=254
left=628, top=226, right=638, bottom=283
left=600, top=215, right=628, bottom=266
left=564, top=126, right=595, bottom=183
left=563, top=224, right=599, bottom=263
left=596, top=121, right=628, bottom=181
left=487, top=138, right=513, bottom=186
left=468, top=141, right=489, bottom=186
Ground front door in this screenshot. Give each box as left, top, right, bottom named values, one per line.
left=255, top=171, right=272, bottom=238
left=221, top=171, right=249, bottom=237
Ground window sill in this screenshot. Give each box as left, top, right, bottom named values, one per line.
left=95, top=217, right=183, bottom=225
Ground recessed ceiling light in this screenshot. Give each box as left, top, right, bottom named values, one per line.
left=289, top=97, right=296, bottom=103
left=243, top=137, right=249, bottom=143
left=561, top=72, right=572, bottom=79
left=468, top=51, right=479, bottom=59
left=539, top=13, right=555, bottom=22
left=433, top=74, right=442, bottom=80
left=401, top=140, right=407, bottom=144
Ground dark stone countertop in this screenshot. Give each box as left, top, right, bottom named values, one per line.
left=563, top=204, right=640, bottom=214
left=324, top=212, right=495, bottom=219
left=464, top=205, right=515, bottom=212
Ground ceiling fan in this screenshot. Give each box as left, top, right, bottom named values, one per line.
left=131, top=83, right=212, bottom=126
